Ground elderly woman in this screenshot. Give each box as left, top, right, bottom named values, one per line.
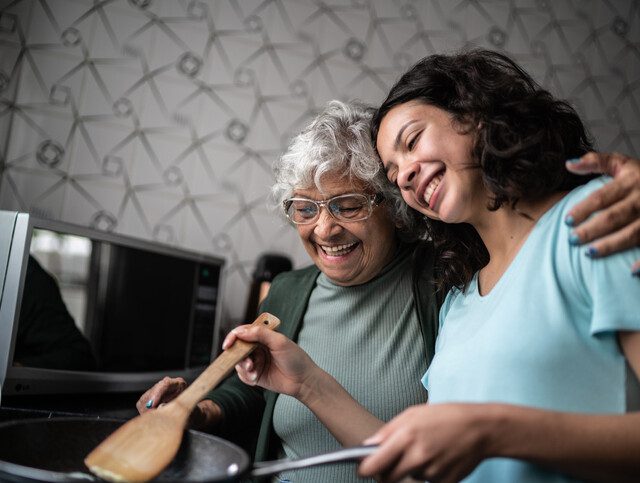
left=138, top=100, right=440, bottom=482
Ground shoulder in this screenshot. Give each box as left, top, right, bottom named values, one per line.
left=260, top=264, right=320, bottom=338
left=557, top=176, right=611, bottom=217
left=270, top=264, right=319, bottom=286
left=535, top=177, right=611, bottom=243
left=265, top=264, right=320, bottom=301
left=440, top=286, right=464, bottom=319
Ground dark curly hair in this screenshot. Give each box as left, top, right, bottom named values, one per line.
left=371, top=49, right=595, bottom=293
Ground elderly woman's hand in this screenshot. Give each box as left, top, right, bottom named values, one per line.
left=566, top=152, right=640, bottom=274
left=223, top=325, right=321, bottom=401
left=136, top=376, right=187, bottom=414
left=136, top=376, right=221, bottom=431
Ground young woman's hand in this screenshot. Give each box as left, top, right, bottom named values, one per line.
left=223, top=325, right=320, bottom=400
left=566, top=152, right=640, bottom=274
left=358, top=403, right=492, bottom=483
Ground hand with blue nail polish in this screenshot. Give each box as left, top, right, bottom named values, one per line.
left=136, top=376, right=188, bottom=415
left=585, top=246, right=598, bottom=258
left=565, top=152, right=640, bottom=272
left=564, top=214, right=575, bottom=227
left=569, top=232, right=581, bottom=246
left=136, top=376, right=223, bottom=430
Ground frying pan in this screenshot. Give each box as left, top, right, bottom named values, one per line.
left=0, top=417, right=376, bottom=482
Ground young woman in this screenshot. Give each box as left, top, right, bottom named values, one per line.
left=358, top=49, right=640, bottom=483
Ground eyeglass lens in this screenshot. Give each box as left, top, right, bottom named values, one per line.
left=286, top=194, right=372, bottom=223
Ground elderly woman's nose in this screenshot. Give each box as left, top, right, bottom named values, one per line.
left=397, top=159, right=420, bottom=191
left=313, top=209, right=341, bottom=237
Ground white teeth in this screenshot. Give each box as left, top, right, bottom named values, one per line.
left=321, top=242, right=357, bottom=255
left=424, top=173, right=443, bottom=206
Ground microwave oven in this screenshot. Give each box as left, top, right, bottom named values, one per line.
left=0, top=211, right=225, bottom=399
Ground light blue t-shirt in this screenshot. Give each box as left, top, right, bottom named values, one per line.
left=424, top=177, right=640, bottom=483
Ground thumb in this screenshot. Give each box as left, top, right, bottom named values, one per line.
left=226, top=324, right=284, bottom=350
left=566, top=151, right=626, bottom=176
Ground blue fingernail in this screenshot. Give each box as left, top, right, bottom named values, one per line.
left=633, top=268, right=640, bottom=278
left=566, top=157, right=581, bottom=164
left=565, top=215, right=575, bottom=227
left=146, top=399, right=153, bottom=409
left=569, top=233, right=581, bottom=245
left=585, top=246, right=598, bottom=258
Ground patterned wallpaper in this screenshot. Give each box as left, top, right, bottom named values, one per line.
left=1, top=0, right=639, bottom=325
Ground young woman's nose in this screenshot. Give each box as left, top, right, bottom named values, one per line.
left=397, top=159, right=420, bottom=191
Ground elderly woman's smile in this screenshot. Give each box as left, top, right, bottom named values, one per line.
left=294, top=173, right=397, bottom=287
left=319, top=241, right=359, bottom=256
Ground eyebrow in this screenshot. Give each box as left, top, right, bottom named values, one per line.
left=292, top=190, right=356, bottom=199
left=394, top=119, right=418, bottom=150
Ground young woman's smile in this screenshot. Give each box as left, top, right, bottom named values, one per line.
left=376, top=101, right=487, bottom=224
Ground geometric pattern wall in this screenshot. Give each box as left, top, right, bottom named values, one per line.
left=1, top=0, right=639, bottom=325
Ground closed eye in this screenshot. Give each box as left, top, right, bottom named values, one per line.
left=407, top=131, right=420, bottom=151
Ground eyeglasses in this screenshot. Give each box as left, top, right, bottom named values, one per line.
left=283, top=193, right=384, bottom=225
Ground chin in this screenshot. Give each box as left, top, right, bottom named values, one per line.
left=414, top=204, right=439, bottom=221
left=324, top=271, right=356, bottom=286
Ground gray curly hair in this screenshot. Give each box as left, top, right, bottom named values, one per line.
left=272, top=100, right=421, bottom=239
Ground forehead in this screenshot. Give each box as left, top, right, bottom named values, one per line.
left=294, top=172, right=371, bottom=198
left=376, top=102, right=458, bottom=156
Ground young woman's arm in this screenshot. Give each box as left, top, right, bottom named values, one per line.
left=226, top=325, right=384, bottom=446
left=358, top=331, right=640, bottom=483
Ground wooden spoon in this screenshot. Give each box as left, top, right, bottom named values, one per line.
left=84, top=312, right=281, bottom=482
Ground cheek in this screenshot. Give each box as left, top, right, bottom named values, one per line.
left=401, top=191, right=422, bottom=213
left=297, top=226, right=313, bottom=244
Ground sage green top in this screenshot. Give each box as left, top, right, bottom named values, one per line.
left=271, top=246, right=429, bottom=482
left=207, top=242, right=440, bottom=482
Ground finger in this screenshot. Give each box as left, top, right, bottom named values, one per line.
left=136, top=389, right=154, bottom=412
left=231, top=324, right=289, bottom=350
left=222, top=324, right=256, bottom=349
left=221, top=332, right=237, bottom=350
left=565, top=151, right=628, bottom=176
left=578, top=220, right=640, bottom=260
left=363, top=433, right=385, bottom=446
left=383, top=454, right=426, bottom=483
left=632, top=260, right=640, bottom=277
left=137, top=378, right=175, bottom=411
left=150, top=378, right=186, bottom=405
left=238, top=357, right=254, bottom=372
left=359, top=439, right=406, bottom=478
left=235, top=363, right=259, bottom=385
left=565, top=179, right=629, bottom=227
left=362, top=418, right=399, bottom=446
left=222, top=324, right=253, bottom=349
left=136, top=399, right=149, bottom=413
left=569, top=196, right=640, bottom=245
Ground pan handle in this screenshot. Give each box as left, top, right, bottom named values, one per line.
left=249, top=444, right=378, bottom=478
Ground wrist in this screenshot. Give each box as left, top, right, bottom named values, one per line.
left=474, top=403, right=512, bottom=459
left=297, top=365, right=334, bottom=407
